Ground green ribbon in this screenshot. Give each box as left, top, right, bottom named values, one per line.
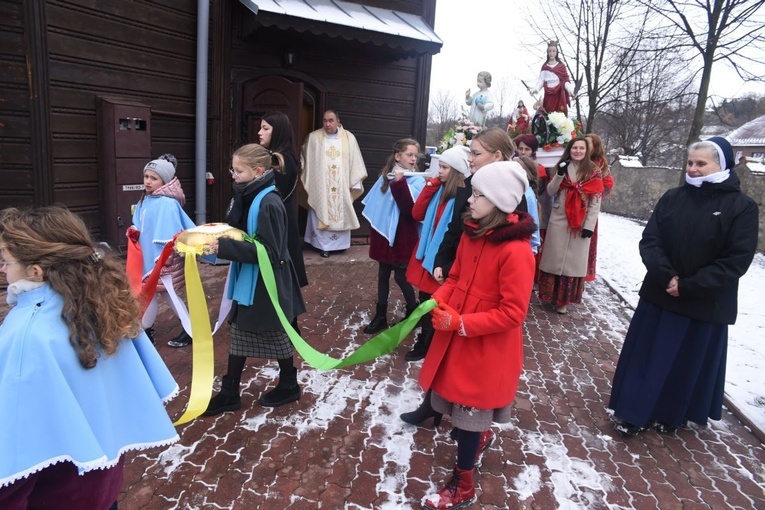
left=252, top=238, right=436, bottom=370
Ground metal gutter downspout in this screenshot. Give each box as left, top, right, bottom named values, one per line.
left=195, top=0, right=210, bottom=224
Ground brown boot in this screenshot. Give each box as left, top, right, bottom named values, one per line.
left=423, top=465, right=476, bottom=509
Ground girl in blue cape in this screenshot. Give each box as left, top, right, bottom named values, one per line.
left=203, top=143, right=306, bottom=416
left=129, top=153, right=196, bottom=347
left=0, top=206, right=178, bottom=509
left=361, top=138, right=425, bottom=334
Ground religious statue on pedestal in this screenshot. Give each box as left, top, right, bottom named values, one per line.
left=530, top=41, right=574, bottom=116
left=465, top=71, right=495, bottom=127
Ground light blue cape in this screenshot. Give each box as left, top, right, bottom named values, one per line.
left=362, top=175, right=425, bottom=246
left=414, top=186, right=455, bottom=275
left=0, top=284, right=179, bottom=487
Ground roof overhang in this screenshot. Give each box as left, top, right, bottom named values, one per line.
left=239, top=0, right=442, bottom=58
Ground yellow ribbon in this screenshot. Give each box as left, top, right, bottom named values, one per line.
left=172, top=242, right=215, bottom=426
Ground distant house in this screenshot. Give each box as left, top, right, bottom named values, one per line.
left=2, top=0, right=442, bottom=248
left=728, top=114, right=765, bottom=162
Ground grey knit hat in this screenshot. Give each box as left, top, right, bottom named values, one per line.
left=471, top=161, right=529, bottom=213
left=144, top=158, right=176, bottom=184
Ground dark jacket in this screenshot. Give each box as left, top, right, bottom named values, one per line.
left=638, top=170, right=758, bottom=324
left=274, top=151, right=308, bottom=287
left=219, top=172, right=306, bottom=331
left=433, top=175, right=473, bottom=278
left=368, top=177, right=420, bottom=265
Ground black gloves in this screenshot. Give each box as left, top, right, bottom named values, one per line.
left=581, top=229, right=594, bottom=238
left=557, top=160, right=569, bottom=176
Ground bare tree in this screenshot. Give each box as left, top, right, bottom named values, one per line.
left=599, top=44, right=695, bottom=167
left=427, top=89, right=460, bottom=146
left=525, top=0, right=653, bottom=132
left=639, top=0, right=765, bottom=146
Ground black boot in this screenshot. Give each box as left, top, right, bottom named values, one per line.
left=364, top=302, right=388, bottom=334
left=167, top=328, right=192, bottom=348
left=144, top=327, right=156, bottom=344
left=259, top=366, right=301, bottom=407
left=400, top=389, right=442, bottom=427
left=203, top=375, right=241, bottom=416
left=405, top=321, right=434, bottom=361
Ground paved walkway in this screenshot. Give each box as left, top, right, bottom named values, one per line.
left=114, top=246, right=765, bottom=509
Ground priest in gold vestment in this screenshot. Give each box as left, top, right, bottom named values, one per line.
left=300, top=110, right=367, bottom=257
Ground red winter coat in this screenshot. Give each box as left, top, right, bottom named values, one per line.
left=420, top=212, right=536, bottom=410
left=406, top=178, right=449, bottom=294
left=368, top=177, right=420, bottom=265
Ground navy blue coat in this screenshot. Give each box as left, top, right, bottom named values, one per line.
left=638, top=170, right=758, bottom=324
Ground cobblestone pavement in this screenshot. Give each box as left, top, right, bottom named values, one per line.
left=108, top=246, right=765, bottom=509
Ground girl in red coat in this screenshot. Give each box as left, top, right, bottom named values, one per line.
left=361, top=138, right=424, bottom=333
left=420, top=161, right=536, bottom=510
left=403, top=145, right=471, bottom=361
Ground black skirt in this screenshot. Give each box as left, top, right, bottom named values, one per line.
left=609, top=299, right=728, bottom=429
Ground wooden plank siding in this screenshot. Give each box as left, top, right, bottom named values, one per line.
left=4, top=0, right=438, bottom=242
left=43, top=0, right=199, bottom=235
left=0, top=0, right=35, bottom=208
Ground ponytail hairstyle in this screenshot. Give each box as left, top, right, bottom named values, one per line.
left=233, top=143, right=285, bottom=174
left=0, top=206, right=142, bottom=368
left=378, top=138, right=420, bottom=193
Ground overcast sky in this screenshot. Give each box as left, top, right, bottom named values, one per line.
left=429, top=1, right=765, bottom=118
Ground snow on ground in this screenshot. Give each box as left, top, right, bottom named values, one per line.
left=597, top=212, right=765, bottom=435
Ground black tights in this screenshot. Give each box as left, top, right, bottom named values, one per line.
left=456, top=429, right=480, bottom=470
left=376, top=262, right=417, bottom=310
left=226, top=354, right=295, bottom=383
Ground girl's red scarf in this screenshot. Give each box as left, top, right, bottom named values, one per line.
left=559, top=173, right=604, bottom=231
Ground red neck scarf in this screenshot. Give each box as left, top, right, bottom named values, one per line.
left=559, top=172, right=604, bottom=231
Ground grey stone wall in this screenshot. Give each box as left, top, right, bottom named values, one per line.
left=603, top=162, right=765, bottom=252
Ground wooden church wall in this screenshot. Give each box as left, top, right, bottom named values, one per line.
left=34, top=0, right=200, bottom=234
left=1, top=0, right=35, bottom=209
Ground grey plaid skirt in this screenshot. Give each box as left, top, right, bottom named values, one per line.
left=431, top=391, right=514, bottom=432
left=230, top=323, right=294, bottom=359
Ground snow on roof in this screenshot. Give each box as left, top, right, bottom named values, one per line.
left=728, top=115, right=765, bottom=146
left=745, top=157, right=765, bottom=175
left=615, top=155, right=644, bottom=168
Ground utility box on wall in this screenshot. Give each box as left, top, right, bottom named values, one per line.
left=97, top=97, right=151, bottom=252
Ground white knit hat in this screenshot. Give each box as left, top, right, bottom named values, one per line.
left=438, top=145, right=471, bottom=177
left=144, top=158, right=176, bottom=184
left=471, top=161, right=529, bottom=213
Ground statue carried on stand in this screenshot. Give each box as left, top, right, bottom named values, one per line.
left=465, top=71, right=495, bottom=127
left=530, top=41, right=574, bottom=116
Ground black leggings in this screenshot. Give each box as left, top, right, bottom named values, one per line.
left=376, top=262, right=417, bottom=310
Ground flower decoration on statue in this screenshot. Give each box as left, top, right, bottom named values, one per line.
left=531, top=109, right=584, bottom=150
left=438, top=116, right=485, bottom=154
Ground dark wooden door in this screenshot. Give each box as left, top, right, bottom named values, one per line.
left=242, top=76, right=304, bottom=154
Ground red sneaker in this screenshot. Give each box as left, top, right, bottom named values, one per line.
left=423, top=465, right=476, bottom=510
